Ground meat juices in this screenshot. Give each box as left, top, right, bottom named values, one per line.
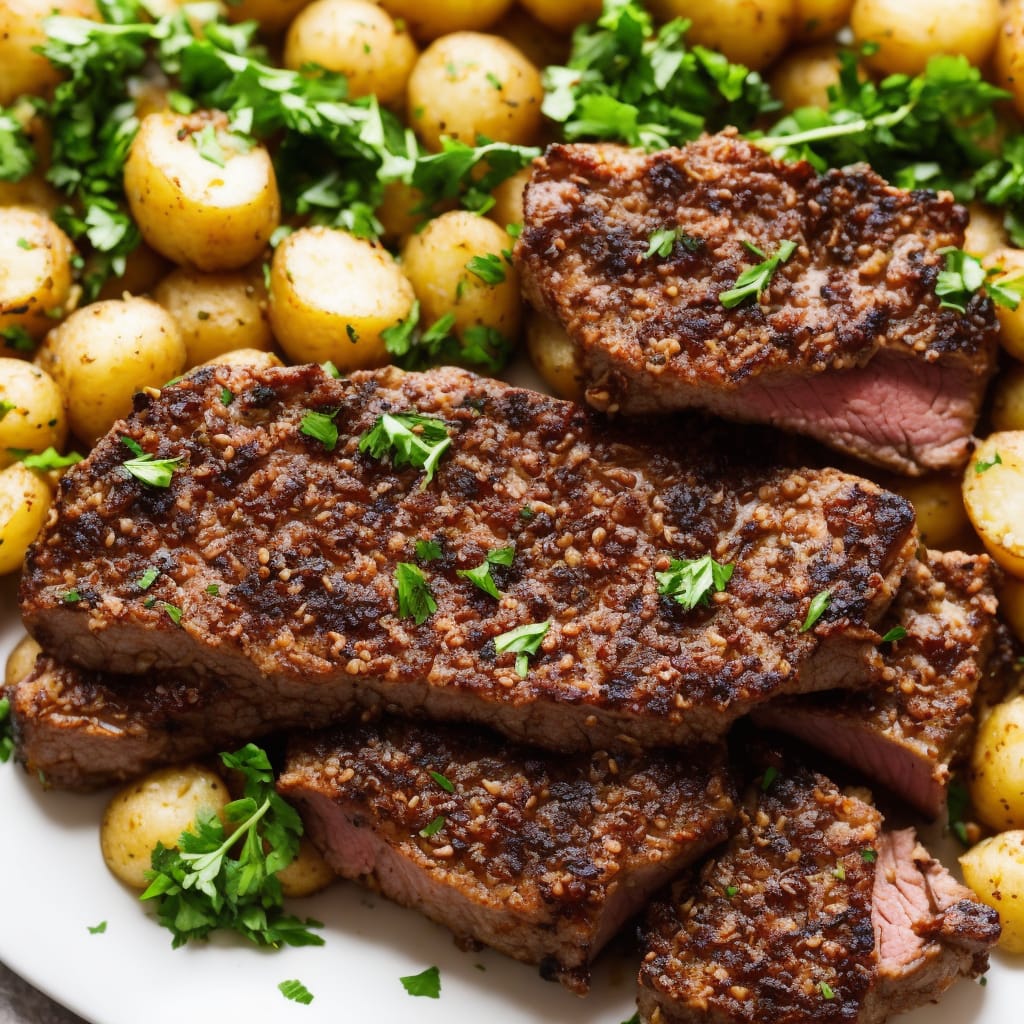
left=517, top=132, right=1000, bottom=475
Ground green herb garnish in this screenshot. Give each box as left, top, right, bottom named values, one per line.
left=656, top=554, right=734, bottom=611
left=87, top=921, right=107, bottom=934
left=760, top=766, right=778, bottom=791
left=400, top=966, right=441, bottom=999
left=429, top=771, right=454, bottom=793
left=975, top=451, right=1003, bottom=474
left=819, top=981, right=835, bottom=1000
left=801, top=590, right=831, bottom=632
left=299, top=410, right=339, bottom=452
left=415, top=539, right=442, bottom=562
left=880, top=625, right=907, bottom=644
left=719, top=239, right=796, bottom=308
left=494, top=620, right=551, bottom=677
left=9, top=447, right=84, bottom=470
left=120, top=436, right=183, bottom=488
left=465, top=253, right=507, bottom=284
left=394, top=562, right=437, bottom=625
left=358, top=413, right=451, bottom=488
left=458, top=545, right=514, bottom=599
left=418, top=815, right=446, bottom=839
left=0, top=696, right=13, bottom=764
left=278, top=980, right=314, bottom=1005
left=861, top=848, right=877, bottom=864
left=643, top=226, right=701, bottom=259
left=136, top=567, right=159, bottom=590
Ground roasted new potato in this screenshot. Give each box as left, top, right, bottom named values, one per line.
left=526, top=312, right=583, bottom=402
left=769, top=45, right=843, bottom=113
left=376, top=0, right=514, bottom=41
left=891, top=474, right=971, bottom=551
left=984, top=247, right=1024, bottom=361
left=960, top=830, right=1024, bottom=952
left=0, top=359, right=67, bottom=469
left=970, top=696, right=1024, bottom=831
left=201, top=347, right=284, bottom=371
left=269, top=226, right=415, bottom=369
left=124, top=111, right=280, bottom=272
left=0, top=462, right=53, bottom=575
left=276, top=837, right=337, bottom=898
left=965, top=204, right=1009, bottom=259
left=516, top=0, right=602, bottom=34
left=226, top=0, right=314, bottom=34
left=792, top=0, right=853, bottom=42
left=4, top=634, right=42, bottom=688
left=486, top=166, right=531, bottom=232
left=992, top=363, right=1024, bottom=432
left=996, top=0, right=1024, bottom=120
left=962, top=431, right=1024, bottom=577
left=37, top=297, right=186, bottom=443
left=100, top=765, right=231, bottom=889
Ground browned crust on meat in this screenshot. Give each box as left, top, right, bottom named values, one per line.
left=279, top=722, right=736, bottom=992
left=19, top=364, right=916, bottom=752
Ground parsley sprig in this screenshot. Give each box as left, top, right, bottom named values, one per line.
left=358, top=413, right=452, bottom=487
left=120, top=436, right=183, bottom=488
left=719, top=240, right=796, bottom=309
left=140, top=743, right=323, bottom=949
left=458, top=546, right=514, bottom=599
left=935, top=249, right=1024, bottom=313
left=394, top=562, right=437, bottom=625
left=656, top=554, right=734, bottom=610
left=494, top=620, right=552, bottom=677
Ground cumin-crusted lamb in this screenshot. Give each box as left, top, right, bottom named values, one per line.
left=277, top=719, right=737, bottom=993
left=637, top=748, right=1000, bottom=1024
left=18, top=363, right=918, bottom=754
left=516, top=131, right=1000, bottom=475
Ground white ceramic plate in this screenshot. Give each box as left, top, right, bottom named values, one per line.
left=0, top=394, right=1021, bottom=1024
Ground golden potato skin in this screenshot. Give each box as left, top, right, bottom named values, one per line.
left=408, top=33, right=543, bottom=150
left=964, top=203, right=1008, bottom=259
left=100, top=765, right=231, bottom=889
left=201, top=347, right=284, bottom=371
left=516, top=0, right=601, bottom=35
left=792, top=0, right=853, bottom=42
left=4, top=634, right=42, bottom=688
left=960, top=830, right=1024, bottom=952
left=0, top=359, right=67, bottom=469
left=769, top=45, right=842, bottom=113
left=401, top=211, right=521, bottom=342
left=227, top=0, right=314, bottom=34
left=0, top=207, right=76, bottom=347
left=276, top=837, right=337, bottom=897
left=984, top=247, right=1024, bottom=361
left=962, top=431, right=1024, bottom=577
left=94, top=242, right=170, bottom=303
left=889, top=474, right=971, bottom=551
left=492, top=7, right=569, bottom=69
left=37, top=297, right=186, bottom=444
left=0, top=0, right=98, bottom=105
left=0, top=176, right=61, bottom=215
left=154, top=266, right=272, bottom=366
left=269, top=226, right=415, bottom=369
left=970, top=696, right=1024, bottom=830
left=526, top=312, right=583, bottom=402
left=648, top=0, right=796, bottom=71
left=852, top=0, right=1001, bottom=77
left=998, top=575, right=1024, bottom=649
left=486, top=166, right=531, bottom=232
left=377, top=0, right=514, bottom=41
left=0, top=462, right=52, bottom=575
left=124, top=111, right=280, bottom=272
left=996, top=1, right=1024, bottom=120
left=284, top=0, right=418, bottom=105
left=991, top=363, right=1024, bottom=433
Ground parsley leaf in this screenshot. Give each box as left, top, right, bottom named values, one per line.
left=299, top=410, right=339, bottom=452
left=162, top=602, right=183, bottom=626
left=948, top=776, right=972, bottom=847
left=136, top=567, right=159, bottom=590
left=358, top=413, right=451, bottom=488
left=429, top=770, right=454, bottom=793
left=418, top=814, right=446, bottom=838
left=458, top=546, right=514, bottom=599
left=0, top=326, right=35, bottom=354
left=719, top=239, right=796, bottom=308
left=643, top=226, right=701, bottom=259
left=819, top=981, right=835, bottom=1000
left=656, top=554, right=734, bottom=611
left=975, top=451, right=1003, bottom=474
left=87, top=921, right=107, bottom=934
left=140, top=743, right=322, bottom=949
left=415, top=538, right=442, bottom=562
left=760, top=766, right=778, bottom=791
left=465, top=253, right=506, bottom=284
left=278, top=980, right=314, bottom=1005
left=0, top=696, right=13, bottom=764
left=381, top=300, right=513, bottom=373
left=192, top=123, right=225, bottom=167
left=801, top=590, right=831, bottom=632
left=494, top=620, right=551, bottom=677
left=880, top=625, right=908, bottom=644
left=860, top=847, right=877, bottom=864
left=0, top=106, right=37, bottom=182
left=119, top=437, right=184, bottom=488
left=8, top=447, right=84, bottom=470
left=394, top=562, right=437, bottom=625
left=400, top=966, right=441, bottom=999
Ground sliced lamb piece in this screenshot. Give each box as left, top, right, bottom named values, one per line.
left=754, top=550, right=999, bottom=818
left=19, top=363, right=918, bottom=754
left=277, top=720, right=737, bottom=994
left=636, top=754, right=999, bottom=1024
left=516, top=132, right=1000, bottom=475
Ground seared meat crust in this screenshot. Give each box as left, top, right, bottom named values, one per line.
left=19, top=364, right=917, bottom=753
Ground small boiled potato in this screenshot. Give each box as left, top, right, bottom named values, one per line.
left=769, top=45, right=842, bottom=113
left=852, top=0, right=1001, bottom=78
left=996, top=2, right=1024, bottom=120
left=0, top=462, right=52, bottom=575
left=1000, top=577, right=1024, bottom=646
left=992, top=363, right=1024, bottom=433
left=276, top=836, right=336, bottom=897
left=100, top=765, right=231, bottom=889
left=0, top=176, right=60, bottom=214
left=227, top=0, right=315, bottom=34
left=377, top=0, right=514, bottom=42
left=492, top=7, right=569, bottom=69
left=408, top=33, right=543, bottom=150
left=38, top=297, right=186, bottom=443
left=960, top=830, right=1024, bottom=952
left=515, top=0, right=601, bottom=35
left=376, top=181, right=429, bottom=243
left=0, top=0, right=99, bottom=105
left=792, top=0, right=853, bottom=42
left=984, top=247, right=1024, bottom=361
left=401, top=211, right=521, bottom=342
left=94, top=242, right=170, bottom=303
left=5, top=634, right=41, bottom=688
left=965, top=203, right=1009, bottom=259
left=970, top=696, right=1024, bottom=829
left=284, top=0, right=418, bottom=105
left=269, top=226, right=415, bottom=369
left=486, top=166, right=531, bottom=233
left=0, top=359, right=67, bottom=470
left=124, top=111, right=280, bottom=272
left=526, top=312, right=583, bottom=402
left=154, top=266, right=272, bottom=366
left=962, top=431, right=1024, bottom=578
left=201, top=347, right=284, bottom=371
left=647, top=0, right=795, bottom=71
left=0, top=207, right=76, bottom=346
left=890, top=474, right=970, bottom=551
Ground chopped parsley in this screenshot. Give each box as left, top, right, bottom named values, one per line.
left=141, top=743, right=323, bottom=948
left=861, top=848, right=877, bottom=864
left=801, top=590, right=831, bottom=632
left=415, top=539, right=442, bottom=562
left=205, top=583, right=221, bottom=596
left=494, top=620, right=551, bottom=677
left=120, top=437, right=183, bottom=488
left=0, top=105, right=37, bottom=183
left=381, top=301, right=513, bottom=374
left=880, top=625, right=908, bottom=644
left=760, top=766, right=778, bottom=791
left=9, top=447, right=84, bottom=470
left=320, top=360, right=341, bottom=378
left=465, top=253, right=507, bottom=284
left=418, top=815, right=446, bottom=839
left=725, top=885, right=739, bottom=898
left=975, top=451, right=1003, bottom=474
left=656, top=554, right=734, bottom=611
left=719, top=239, right=796, bottom=308
left=458, top=545, right=514, bottom=599
left=358, top=413, right=452, bottom=488
left=63, top=589, right=82, bottom=604
left=519, top=505, right=535, bottom=521
left=0, top=696, right=13, bottom=764
left=394, top=562, right=437, bottom=625
left=0, top=326, right=34, bottom=353
left=948, top=777, right=972, bottom=847
left=87, top=921, right=107, bottom=934
left=819, top=981, right=835, bottom=1000
left=299, top=409, right=339, bottom=452
left=643, top=226, right=701, bottom=259
left=429, top=771, right=454, bottom=793
left=400, top=965, right=441, bottom=999
left=345, top=324, right=359, bottom=344
left=193, top=123, right=226, bottom=167
left=278, top=980, right=314, bottom=1005
left=935, top=249, right=1024, bottom=313
left=162, top=602, right=183, bottom=626
left=136, top=567, right=159, bottom=590
left=220, top=388, right=233, bottom=406
left=833, top=863, right=846, bottom=881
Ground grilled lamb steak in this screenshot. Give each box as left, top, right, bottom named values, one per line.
left=754, top=549, right=999, bottom=818
left=19, top=364, right=918, bottom=754
left=516, top=132, right=1000, bottom=475
left=637, top=750, right=999, bottom=1024
left=277, top=719, right=737, bottom=993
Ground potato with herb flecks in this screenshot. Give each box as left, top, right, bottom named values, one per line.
left=201, top=347, right=284, bottom=371
left=277, top=836, right=337, bottom=897
left=969, top=696, right=1024, bottom=831
left=377, top=0, right=514, bottom=41
left=792, top=0, right=853, bottom=41
left=0, top=359, right=67, bottom=470
left=983, top=247, right=1024, bottom=361
left=0, top=462, right=52, bottom=575
left=101, top=765, right=231, bottom=889
left=407, top=32, right=543, bottom=150
left=124, top=111, right=280, bottom=272
left=5, top=634, right=41, bottom=688
left=36, top=297, right=186, bottom=444
left=284, top=0, right=418, bottom=105
left=516, top=0, right=601, bottom=34
left=269, top=226, right=415, bottom=369
left=962, top=432, right=1024, bottom=578
left=769, top=44, right=843, bottom=113
left=526, top=311, right=583, bottom=402
left=226, top=0, right=314, bottom=34
left=960, top=830, right=1024, bottom=952
left=889, top=473, right=971, bottom=551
